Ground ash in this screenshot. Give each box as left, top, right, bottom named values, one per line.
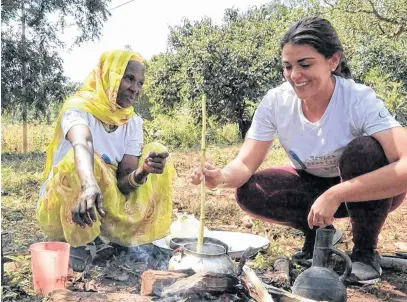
left=126, top=244, right=172, bottom=271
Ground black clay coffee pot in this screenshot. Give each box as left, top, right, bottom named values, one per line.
left=292, top=228, right=352, bottom=302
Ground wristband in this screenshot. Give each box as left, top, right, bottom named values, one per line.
left=128, top=171, right=145, bottom=189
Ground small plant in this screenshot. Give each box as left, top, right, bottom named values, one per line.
left=2, top=255, right=36, bottom=301
left=251, top=252, right=268, bottom=270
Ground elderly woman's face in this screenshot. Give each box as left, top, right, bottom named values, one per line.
left=117, top=61, right=145, bottom=108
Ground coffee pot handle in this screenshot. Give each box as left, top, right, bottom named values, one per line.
left=330, top=247, right=352, bottom=283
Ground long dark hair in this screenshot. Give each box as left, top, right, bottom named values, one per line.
left=280, top=17, right=352, bottom=79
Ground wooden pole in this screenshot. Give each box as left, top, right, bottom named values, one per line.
left=197, top=94, right=207, bottom=253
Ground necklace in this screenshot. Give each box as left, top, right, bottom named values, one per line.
left=101, top=122, right=118, bottom=133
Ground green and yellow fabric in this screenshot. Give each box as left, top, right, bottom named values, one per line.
left=37, top=50, right=175, bottom=247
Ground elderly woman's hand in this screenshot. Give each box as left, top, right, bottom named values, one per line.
left=141, top=151, right=169, bottom=174
left=72, top=182, right=105, bottom=228
left=190, top=162, right=225, bottom=189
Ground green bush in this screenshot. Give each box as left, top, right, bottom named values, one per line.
left=362, top=67, right=407, bottom=126
left=143, top=112, right=240, bottom=150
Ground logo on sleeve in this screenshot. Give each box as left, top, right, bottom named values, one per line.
left=379, top=109, right=390, bottom=118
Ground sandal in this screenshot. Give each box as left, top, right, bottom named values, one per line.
left=70, top=246, right=92, bottom=272
left=69, top=238, right=114, bottom=272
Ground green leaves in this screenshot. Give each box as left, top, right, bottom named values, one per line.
left=145, top=0, right=407, bottom=131
left=146, top=3, right=290, bottom=138
left=1, top=0, right=111, bottom=120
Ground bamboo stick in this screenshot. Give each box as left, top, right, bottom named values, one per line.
left=197, top=94, right=207, bottom=253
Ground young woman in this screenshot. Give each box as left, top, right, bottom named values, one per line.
left=37, top=50, right=175, bottom=271
left=191, top=17, right=407, bottom=284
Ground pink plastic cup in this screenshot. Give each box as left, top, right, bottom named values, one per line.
left=30, top=242, right=70, bottom=295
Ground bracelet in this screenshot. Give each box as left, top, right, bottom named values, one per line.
left=128, top=171, right=145, bottom=189
left=211, top=170, right=226, bottom=190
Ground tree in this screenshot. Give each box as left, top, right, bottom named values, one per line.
left=324, top=0, right=407, bottom=40
left=145, top=0, right=407, bottom=138
left=146, top=2, right=300, bottom=138
left=323, top=0, right=407, bottom=124
left=1, top=0, right=111, bottom=151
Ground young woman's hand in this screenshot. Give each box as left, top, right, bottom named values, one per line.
left=72, top=182, right=105, bottom=227
left=190, top=162, right=225, bottom=189
left=307, top=190, right=341, bottom=229
left=141, top=151, right=169, bottom=174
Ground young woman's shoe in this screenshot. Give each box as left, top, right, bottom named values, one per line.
left=348, top=248, right=382, bottom=285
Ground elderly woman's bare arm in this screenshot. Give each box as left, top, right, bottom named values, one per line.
left=66, top=124, right=105, bottom=227
left=116, top=155, right=144, bottom=195
left=117, top=151, right=169, bottom=195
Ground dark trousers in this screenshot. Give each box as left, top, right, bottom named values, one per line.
left=236, top=137, right=406, bottom=249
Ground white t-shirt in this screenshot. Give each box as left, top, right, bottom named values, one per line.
left=246, top=76, right=401, bottom=177
left=39, top=109, right=143, bottom=198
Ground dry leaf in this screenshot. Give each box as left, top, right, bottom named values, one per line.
left=4, top=261, right=22, bottom=273
left=85, top=279, right=98, bottom=292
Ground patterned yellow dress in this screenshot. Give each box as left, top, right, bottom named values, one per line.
left=37, top=50, right=175, bottom=247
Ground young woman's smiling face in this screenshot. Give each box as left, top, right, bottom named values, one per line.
left=282, top=43, right=339, bottom=102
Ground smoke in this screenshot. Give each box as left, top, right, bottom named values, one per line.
left=126, top=244, right=171, bottom=271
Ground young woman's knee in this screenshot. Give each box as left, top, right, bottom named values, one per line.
left=339, top=136, right=388, bottom=180
left=235, top=178, right=256, bottom=209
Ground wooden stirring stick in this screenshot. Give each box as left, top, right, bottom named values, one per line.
left=197, top=94, right=207, bottom=253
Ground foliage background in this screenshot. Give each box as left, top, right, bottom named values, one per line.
left=2, top=0, right=407, bottom=149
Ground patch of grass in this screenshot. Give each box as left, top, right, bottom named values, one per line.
left=1, top=123, right=53, bottom=153
left=1, top=153, right=46, bottom=253
left=2, top=255, right=37, bottom=301
left=2, top=153, right=44, bottom=194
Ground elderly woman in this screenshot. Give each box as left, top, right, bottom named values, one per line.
left=37, top=50, right=175, bottom=271
left=191, top=17, right=407, bottom=284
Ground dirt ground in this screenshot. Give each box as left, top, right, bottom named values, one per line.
left=170, top=152, right=407, bottom=302
left=1, top=146, right=407, bottom=301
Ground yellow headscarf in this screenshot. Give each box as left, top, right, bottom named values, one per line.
left=43, top=50, right=144, bottom=180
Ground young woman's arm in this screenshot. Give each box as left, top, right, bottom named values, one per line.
left=308, top=127, right=407, bottom=228
left=333, top=127, right=407, bottom=201
left=191, top=138, right=273, bottom=189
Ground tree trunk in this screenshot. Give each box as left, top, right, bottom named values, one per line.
left=239, top=119, right=252, bottom=139
left=21, top=2, right=28, bottom=153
